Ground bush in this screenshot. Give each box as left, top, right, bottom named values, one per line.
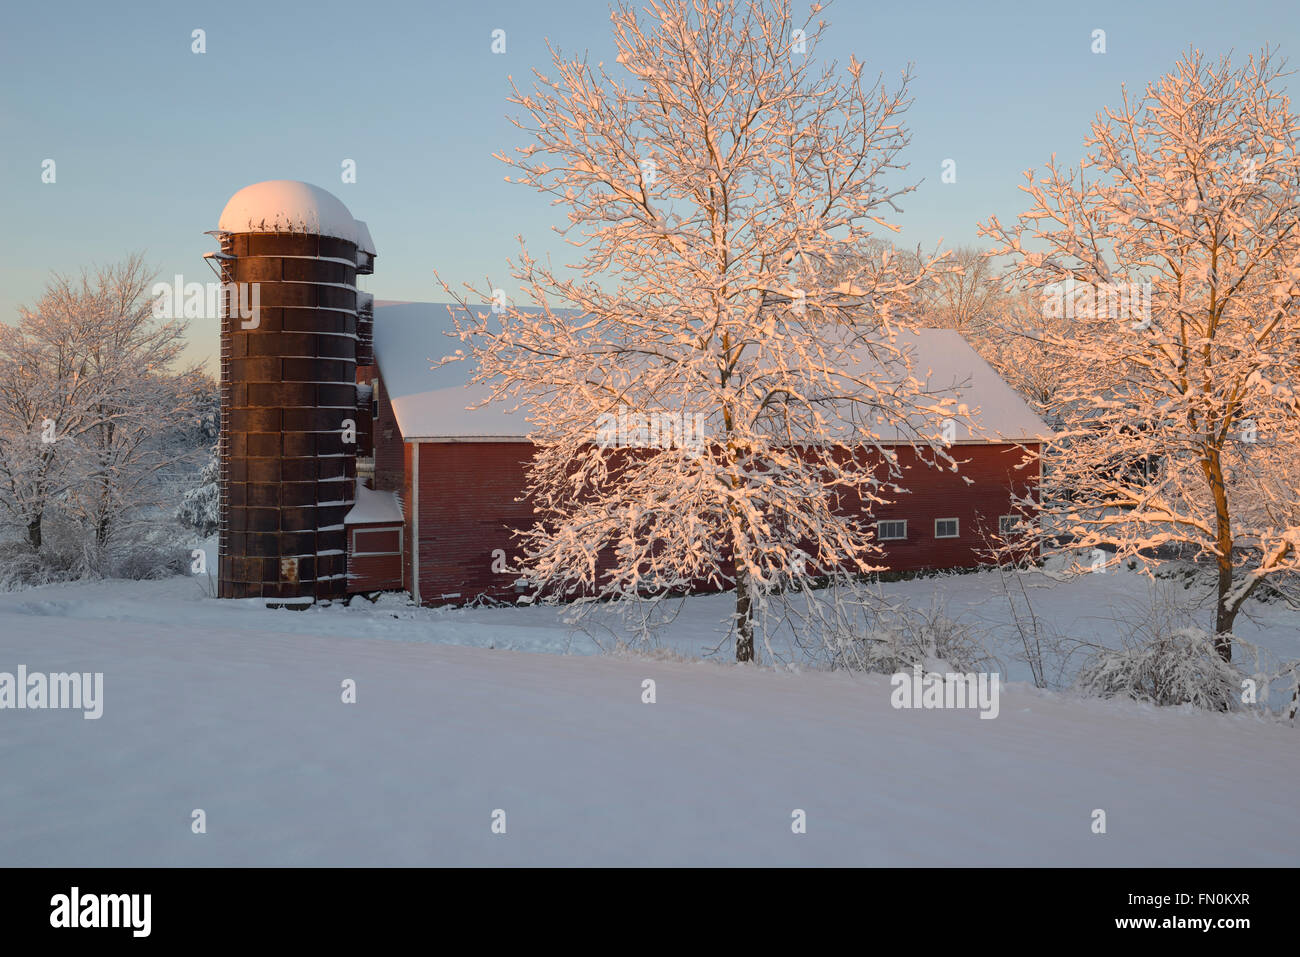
left=841, top=602, right=992, bottom=675
left=112, top=542, right=192, bottom=580
left=1074, top=626, right=1241, bottom=711
left=0, top=540, right=83, bottom=590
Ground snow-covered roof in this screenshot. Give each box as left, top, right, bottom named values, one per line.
left=371, top=302, right=1050, bottom=444
left=371, top=302, right=537, bottom=440
left=876, top=328, right=1051, bottom=444
left=344, top=485, right=404, bottom=525
left=218, top=180, right=360, bottom=243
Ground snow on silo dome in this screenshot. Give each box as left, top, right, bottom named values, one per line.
left=218, top=180, right=359, bottom=243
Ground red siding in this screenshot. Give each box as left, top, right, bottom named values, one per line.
left=867, top=443, right=1040, bottom=571
left=408, top=440, right=1041, bottom=606
left=346, top=520, right=404, bottom=593
left=415, top=442, right=535, bottom=602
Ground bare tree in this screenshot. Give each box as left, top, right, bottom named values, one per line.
left=981, top=48, right=1300, bottom=660
left=443, top=0, right=963, bottom=662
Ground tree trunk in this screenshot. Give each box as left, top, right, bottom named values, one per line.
left=1204, top=445, right=1235, bottom=663
left=1213, top=578, right=1236, bottom=664
left=26, top=515, right=42, bottom=550
left=735, top=568, right=755, bottom=662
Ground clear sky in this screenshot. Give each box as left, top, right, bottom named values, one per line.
left=2, top=0, right=1297, bottom=373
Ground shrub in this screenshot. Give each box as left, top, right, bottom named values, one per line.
left=112, top=542, right=192, bottom=580
left=0, top=540, right=83, bottom=590
left=1074, top=626, right=1241, bottom=711
left=841, top=602, right=992, bottom=675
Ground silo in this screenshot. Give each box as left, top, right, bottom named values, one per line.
left=210, top=180, right=373, bottom=604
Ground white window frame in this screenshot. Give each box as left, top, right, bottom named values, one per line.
left=877, top=519, right=908, bottom=541
left=934, top=517, right=960, bottom=539
left=998, top=515, right=1021, bottom=537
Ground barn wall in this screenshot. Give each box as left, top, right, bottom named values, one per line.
left=415, top=442, right=535, bottom=602
left=410, top=440, right=1041, bottom=606
left=866, top=442, right=1039, bottom=571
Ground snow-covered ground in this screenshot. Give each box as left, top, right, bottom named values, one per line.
left=1, top=551, right=1297, bottom=865
left=2, top=543, right=1295, bottom=679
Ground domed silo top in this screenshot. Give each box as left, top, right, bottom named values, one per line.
left=218, top=180, right=360, bottom=242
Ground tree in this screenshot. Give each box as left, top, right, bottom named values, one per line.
left=442, top=0, right=962, bottom=661
left=0, top=272, right=106, bottom=549
left=177, top=450, right=220, bottom=539
left=981, top=48, right=1300, bottom=660
left=916, top=245, right=1004, bottom=334
left=0, top=256, right=195, bottom=559
left=969, top=282, right=1075, bottom=424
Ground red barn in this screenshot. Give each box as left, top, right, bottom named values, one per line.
left=349, top=302, right=1048, bottom=605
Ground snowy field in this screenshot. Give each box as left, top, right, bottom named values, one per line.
left=1, top=550, right=1297, bottom=866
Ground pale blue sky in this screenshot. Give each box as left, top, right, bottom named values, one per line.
left=2, top=0, right=1297, bottom=372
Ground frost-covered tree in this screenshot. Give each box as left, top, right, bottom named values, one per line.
left=0, top=273, right=107, bottom=548
left=443, top=0, right=963, bottom=661
left=0, top=392, right=55, bottom=550
left=177, top=449, right=220, bottom=539
left=165, top=373, right=220, bottom=450
left=0, top=256, right=195, bottom=559
left=917, top=246, right=1004, bottom=334
left=981, top=49, right=1300, bottom=659
left=970, top=283, right=1076, bottom=425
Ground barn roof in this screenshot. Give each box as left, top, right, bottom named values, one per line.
left=371, top=302, right=1050, bottom=444
left=371, top=302, right=535, bottom=441
left=873, top=328, right=1051, bottom=443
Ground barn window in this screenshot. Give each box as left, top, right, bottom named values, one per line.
left=352, top=527, right=402, bottom=556
left=935, top=518, right=959, bottom=539
left=998, top=515, right=1020, bottom=536
left=877, top=519, right=908, bottom=541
